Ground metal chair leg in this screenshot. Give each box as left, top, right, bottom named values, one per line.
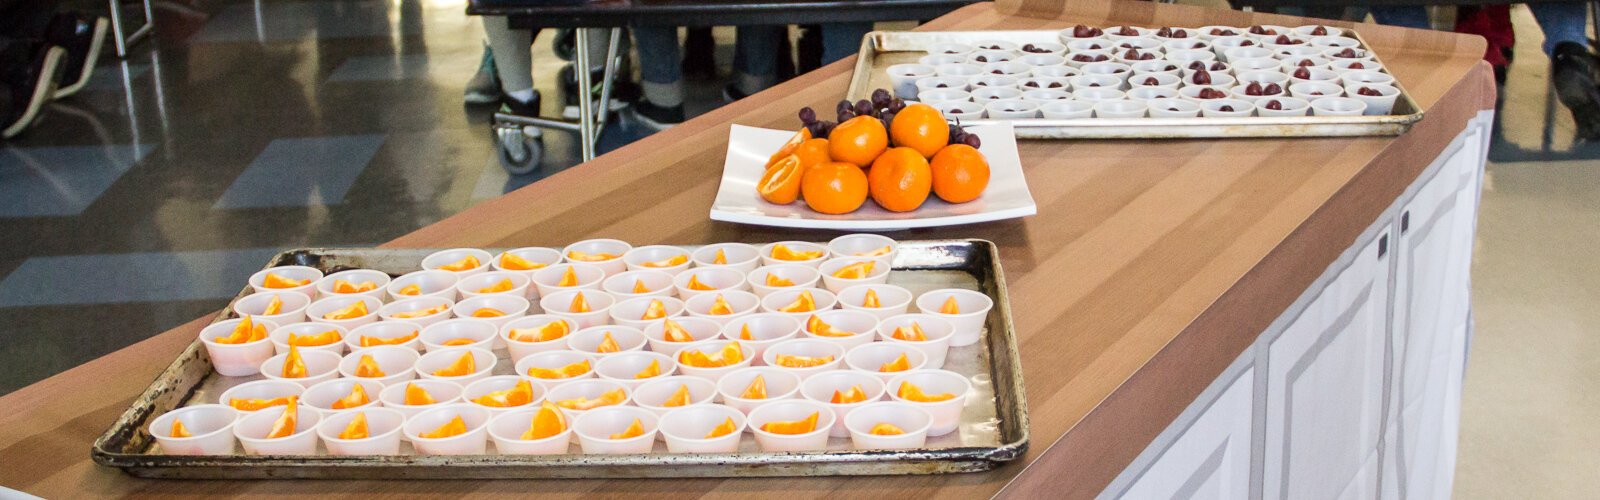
left=574, top=29, right=597, bottom=161
left=107, top=0, right=155, bottom=57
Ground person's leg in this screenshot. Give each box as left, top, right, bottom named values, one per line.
left=682, top=27, right=715, bottom=80
left=631, top=26, right=686, bottom=127
left=482, top=16, right=538, bottom=113
left=1367, top=6, right=1432, bottom=29
left=820, top=22, right=872, bottom=66
left=464, top=42, right=501, bottom=104
left=1528, top=2, right=1589, bottom=55
left=1532, top=3, right=1600, bottom=139
left=730, top=25, right=783, bottom=99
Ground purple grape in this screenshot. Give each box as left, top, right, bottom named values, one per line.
left=838, top=109, right=856, bottom=122
left=888, top=99, right=906, bottom=113
left=798, top=107, right=817, bottom=125
left=881, top=111, right=896, bottom=128
left=836, top=100, right=852, bottom=116
left=962, top=134, right=981, bottom=148
left=871, top=88, right=892, bottom=108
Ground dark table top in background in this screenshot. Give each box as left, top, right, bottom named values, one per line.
left=470, top=0, right=979, bottom=28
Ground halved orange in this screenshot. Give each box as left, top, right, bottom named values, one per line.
left=263, top=295, right=284, bottom=315
left=708, top=294, right=735, bottom=315
left=527, top=359, right=591, bottom=380
left=609, top=418, right=646, bottom=440
left=338, top=413, right=369, bottom=440
left=354, top=354, right=386, bottom=378
left=879, top=353, right=912, bottom=373
left=774, top=354, right=834, bottom=368
left=567, top=250, right=618, bottom=262
left=862, top=289, right=881, bottom=308
left=171, top=419, right=192, bottom=438
left=767, top=128, right=811, bottom=170
left=685, top=274, right=717, bottom=291
left=830, top=261, right=874, bottom=279
left=397, top=284, right=423, bottom=296
left=499, top=252, right=546, bottom=271
left=869, top=423, right=905, bottom=436
left=662, top=384, right=692, bottom=407
left=891, top=323, right=928, bottom=342
left=392, top=304, right=448, bottom=319
left=438, top=255, right=481, bottom=272
left=568, top=292, right=591, bottom=313
left=477, top=279, right=515, bottom=293
left=265, top=396, right=299, bottom=439
left=229, top=397, right=292, bottom=411
left=333, top=280, right=377, bottom=294
left=631, top=279, right=651, bottom=293
left=522, top=401, right=567, bottom=440
left=262, top=273, right=310, bottom=289
left=288, top=329, right=341, bottom=347
left=705, top=417, right=738, bottom=438
left=760, top=412, right=819, bottom=435
left=281, top=346, right=308, bottom=378
left=642, top=254, right=688, bottom=268
left=770, top=244, right=822, bottom=261
left=898, top=382, right=956, bottom=402
left=555, top=388, right=626, bottom=410
left=432, top=352, right=477, bottom=377
left=758, top=154, right=803, bottom=205
left=778, top=291, right=816, bottom=313
left=806, top=315, right=854, bottom=337
left=404, top=382, right=437, bottom=405
left=419, top=415, right=468, bottom=439
left=830, top=385, right=867, bottom=404
left=473, top=380, right=534, bottom=408
left=765, top=274, right=794, bottom=287
left=322, top=301, right=369, bottom=320
left=634, top=359, right=661, bottom=379
left=508, top=321, right=568, bottom=343
left=557, top=267, right=580, bottom=287
left=330, top=384, right=370, bottom=409
left=939, top=296, right=961, bottom=315
left=472, top=308, right=505, bottom=318
left=740, top=375, right=768, bottom=399
left=661, top=319, right=696, bottom=343
left=360, top=331, right=418, bottom=347
left=641, top=299, right=668, bottom=320
left=595, top=332, right=621, bottom=353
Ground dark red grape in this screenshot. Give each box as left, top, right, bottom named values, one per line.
left=836, top=100, right=852, bottom=116
left=1263, top=100, right=1283, bottom=110
left=1245, top=82, right=1264, bottom=96
left=1249, top=25, right=1274, bottom=35
left=1210, top=62, right=1227, bottom=71
left=962, top=134, right=981, bottom=148
left=854, top=99, right=873, bottom=116
left=1334, top=48, right=1360, bottom=58
left=1198, top=88, right=1227, bottom=99
left=1218, top=105, right=1235, bottom=112
left=1311, top=26, right=1328, bottom=36
left=798, top=107, right=817, bottom=125
left=1293, top=67, right=1311, bottom=79
left=1239, top=40, right=1255, bottom=47
left=1116, top=26, right=1139, bottom=36
left=1073, top=25, right=1102, bottom=38
left=1349, top=62, right=1366, bottom=69
left=1210, top=28, right=1236, bottom=36
left=1192, top=69, right=1212, bottom=85
left=888, top=99, right=906, bottom=113
left=1143, top=77, right=1159, bottom=86
left=871, top=88, right=892, bottom=107
left=1264, top=83, right=1282, bottom=95
left=1188, top=61, right=1207, bottom=71
left=1357, top=87, right=1383, bottom=96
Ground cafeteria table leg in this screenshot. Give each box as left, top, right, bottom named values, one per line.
left=575, top=29, right=597, bottom=161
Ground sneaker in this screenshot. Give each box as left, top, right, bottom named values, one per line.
left=46, top=13, right=108, bottom=99
left=2, top=44, right=67, bottom=139
left=558, top=63, right=636, bottom=119
left=1550, top=41, right=1600, bottom=140
left=464, top=44, right=502, bottom=105
left=499, top=91, right=542, bottom=117
left=632, top=100, right=684, bottom=130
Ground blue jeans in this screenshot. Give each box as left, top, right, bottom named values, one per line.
left=632, top=26, right=784, bottom=85
left=1367, top=3, right=1588, bottom=56
left=822, top=22, right=874, bottom=65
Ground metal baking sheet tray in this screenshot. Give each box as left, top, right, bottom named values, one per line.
left=846, top=29, right=1424, bottom=139
left=91, top=240, right=1029, bottom=479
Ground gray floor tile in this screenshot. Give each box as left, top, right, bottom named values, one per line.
left=0, top=144, right=151, bottom=217
left=0, top=248, right=286, bottom=307
left=213, top=134, right=386, bottom=209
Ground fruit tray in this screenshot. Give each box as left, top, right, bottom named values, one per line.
left=845, top=28, right=1424, bottom=139
left=91, top=241, right=1028, bottom=479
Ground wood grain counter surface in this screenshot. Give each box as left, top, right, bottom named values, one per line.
left=0, top=0, right=1493, bottom=497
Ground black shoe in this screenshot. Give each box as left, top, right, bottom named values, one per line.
left=46, top=13, right=108, bottom=99
left=500, top=92, right=542, bottom=117
left=1550, top=41, right=1600, bottom=140
left=559, top=67, right=635, bottom=119
left=722, top=82, right=751, bottom=102
left=464, top=44, right=502, bottom=105
left=682, top=27, right=716, bottom=80
left=2, top=44, right=67, bottom=139
left=632, top=100, right=684, bottom=130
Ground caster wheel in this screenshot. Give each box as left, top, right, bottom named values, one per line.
left=496, top=125, right=543, bottom=175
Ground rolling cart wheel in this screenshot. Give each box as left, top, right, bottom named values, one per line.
left=496, top=125, right=543, bottom=175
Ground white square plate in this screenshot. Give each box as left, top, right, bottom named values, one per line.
left=710, top=122, right=1036, bottom=231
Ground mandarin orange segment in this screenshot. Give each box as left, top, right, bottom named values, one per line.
left=215, top=315, right=267, bottom=344
left=322, top=301, right=369, bottom=320
left=438, top=255, right=481, bottom=272
left=705, top=417, right=738, bottom=439
left=472, top=308, right=505, bottom=318
left=758, top=154, right=804, bottom=205
left=281, top=346, right=308, bottom=378
left=642, top=254, right=688, bottom=268
left=338, top=413, right=370, bottom=440
left=432, top=352, right=477, bottom=377
left=862, top=289, right=881, bottom=308
left=898, top=382, right=956, bottom=402
left=473, top=380, right=534, bottom=408
left=766, top=128, right=811, bottom=170
left=764, top=273, right=795, bottom=287
left=855, top=246, right=892, bottom=257
left=288, top=329, right=341, bottom=347
left=662, top=384, right=692, bottom=407
left=830, top=385, right=868, bottom=404
left=355, top=354, right=386, bottom=378
left=739, top=324, right=755, bottom=341
left=499, top=253, right=546, bottom=271
left=419, top=415, right=468, bottom=439
left=641, top=299, right=668, bottom=320
left=661, top=319, right=696, bottom=343
left=805, top=315, right=854, bottom=337
left=879, top=353, right=912, bottom=373
left=360, top=331, right=418, bottom=347
left=229, top=397, right=292, bottom=412
left=609, top=418, right=645, bottom=440
left=521, top=401, right=567, bottom=440
left=760, top=412, right=819, bottom=435
left=556, top=267, right=579, bottom=287
left=333, top=280, right=377, bottom=294
left=777, top=291, right=816, bottom=313
left=391, top=304, right=448, bottom=319
left=775, top=354, right=834, bottom=368
left=771, top=244, right=822, bottom=261
left=830, top=261, right=874, bottom=280
left=633, top=359, right=661, bottom=379
left=708, top=294, right=735, bottom=315
left=508, top=321, right=569, bottom=343
left=442, top=337, right=477, bottom=347
left=330, top=384, right=370, bottom=409
left=677, top=341, right=744, bottom=368
left=568, top=292, right=591, bottom=313
left=478, top=279, right=515, bottom=294
left=595, top=333, right=621, bottom=354
left=631, top=279, right=651, bottom=294
left=869, top=423, right=906, bottom=436
left=685, top=274, right=716, bottom=291
left=404, top=382, right=437, bottom=406
left=526, top=359, right=590, bottom=380
left=891, top=323, right=928, bottom=342
left=939, top=296, right=960, bottom=315
left=740, top=375, right=768, bottom=399
left=171, top=419, right=192, bottom=438
left=555, top=388, right=626, bottom=411
left=265, top=396, right=298, bottom=439
left=712, top=249, right=727, bottom=265
left=263, top=273, right=311, bottom=289
left=263, top=295, right=284, bottom=316
left=397, top=284, right=423, bottom=296
left=567, top=250, right=619, bottom=262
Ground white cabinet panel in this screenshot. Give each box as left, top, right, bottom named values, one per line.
left=1263, top=230, right=1391, bottom=500
left=1118, top=368, right=1254, bottom=500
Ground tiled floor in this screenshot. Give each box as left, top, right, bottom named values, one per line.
left=0, top=0, right=1596, bottom=495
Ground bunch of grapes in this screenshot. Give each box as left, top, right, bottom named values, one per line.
left=798, top=88, right=977, bottom=148
left=947, top=120, right=981, bottom=148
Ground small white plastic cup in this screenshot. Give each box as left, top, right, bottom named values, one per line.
left=971, top=86, right=1023, bottom=104
left=1339, top=69, right=1396, bottom=88
left=747, top=400, right=835, bottom=452
left=1147, top=98, right=1202, bottom=118
left=608, top=296, right=685, bottom=330
left=971, top=40, right=1017, bottom=51
left=1345, top=83, right=1400, bottom=115
left=969, top=74, right=1018, bottom=91
left=622, top=245, right=694, bottom=276
left=601, top=269, right=677, bottom=299
left=545, top=379, right=631, bottom=421
left=338, top=346, right=421, bottom=387
left=414, top=347, right=496, bottom=385
left=836, top=284, right=913, bottom=320
left=379, top=296, right=456, bottom=328
left=301, top=378, right=385, bottom=415
left=1279, top=55, right=1331, bottom=72
left=1287, top=67, right=1341, bottom=87
left=386, top=269, right=459, bottom=302
left=1079, top=61, right=1133, bottom=79
left=1129, top=72, right=1180, bottom=89
left=1168, top=48, right=1220, bottom=67
left=925, top=42, right=973, bottom=56
left=886, top=369, right=972, bottom=437
left=316, top=407, right=406, bottom=455
left=233, top=291, right=311, bottom=326
left=660, top=404, right=747, bottom=453
left=568, top=325, right=648, bottom=358
left=915, top=88, right=972, bottom=105
left=982, top=99, right=1039, bottom=120
left=964, top=49, right=1011, bottom=66
left=422, top=248, right=494, bottom=276
left=531, top=262, right=606, bottom=297
left=1040, top=100, right=1095, bottom=119
left=451, top=294, right=531, bottom=332
left=234, top=403, right=322, bottom=455
left=1065, top=50, right=1112, bottom=68
left=829, top=234, right=895, bottom=267
left=304, top=295, right=382, bottom=329
left=1289, top=81, right=1344, bottom=99
left=217, top=379, right=305, bottom=413
left=1255, top=97, right=1312, bottom=117
left=345, top=321, right=423, bottom=352
left=1322, top=47, right=1375, bottom=62
left=887, top=63, right=936, bottom=98
left=594, top=350, right=677, bottom=389
left=248, top=266, right=323, bottom=298
left=269, top=321, right=348, bottom=356
left=844, top=342, right=929, bottom=383
left=539, top=289, right=613, bottom=329
left=314, top=269, right=391, bottom=302
left=719, top=313, right=801, bottom=362
left=638, top=316, right=722, bottom=355
left=816, top=257, right=891, bottom=294
left=800, top=309, right=879, bottom=351
left=1021, top=88, right=1074, bottom=104
left=561, top=239, right=632, bottom=276
left=914, top=289, right=993, bottom=347
left=758, top=288, right=839, bottom=321
left=1126, top=86, right=1178, bottom=102
left=489, top=247, right=564, bottom=277
left=1094, top=100, right=1148, bottom=118
left=1162, top=38, right=1209, bottom=52
left=260, top=348, right=342, bottom=388
left=875, top=313, right=956, bottom=369
left=1033, top=64, right=1080, bottom=79
left=1065, top=38, right=1111, bottom=52
left=917, top=75, right=972, bottom=93
left=800, top=370, right=887, bottom=437
left=1310, top=96, right=1368, bottom=116
left=633, top=375, right=718, bottom=416
left=515, top=349, right=596, bottom=384
left=747, top=264, right=821, bottom=298
left=1310, top=35, right=1359, bottom=49
left=761, top=338, right=846, bottom=379
left=930, top=99, right=979, bottom=121
left=574, top=406, right=659, bottom=454
left=690, top=242, right=762, bottom=273
left=1200, top=98, right=1256, bottom=118
left=684, top=290, right=761, bottom=326
left=1018, top=53, right=1066, bottom=68
left=199, top=318, right=279, bottom=377
left=1294, top=24, right=1344, bottom=38
left=403, top=403, right=492, bottom=455
left=845, top=401, right=933, bottom=450
left=150, top=404, right=239, bottom=455
left=1130, top=59, right=1180, bottom=75
left=716, top=367, right=802, bottom=415
left=1069, top=73, right=1123, bottom=91
left=672, top=267, right=750, bottom=301
left=462, top=375, right=547, bottom=415
left=919, top=54, right=963, bottom=66
left=1182, top=71, right=1235, bottom=88
left=1178, top=85, right=1230, bottom=101
left=672, top=339, right=756, bottom=380
left=1328, top=58, right=1382, bottom=73
left=1072, top=88, right=1124, bottom=102
left=1243, top=24, right=1291, bottom=40
left=487, top=405, right=573, bottom=454
left=501, top=315, right=577, bottom=361
left=1263, top=35, right=1310, bottom=53
left=420, top=318, right=499, bottom=352
left=377, top=379, right=463, bottom=419
left=455, top=271, right=533, bottom=301
left=1235, top=70, right=1289, bottom=86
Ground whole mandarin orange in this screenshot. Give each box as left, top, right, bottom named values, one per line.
left=794, top=138, right=831, bottom=170
left=828, top=116, right=889, bottom=168
left=758, top=155, right=804, bottom=204
left=766, top=128, right=811, bottom=170
left=889, top=103, right=950, bottom=158
left=867, top=147, right=933, bottom=212
left=802, top=161, right=870, bottom=214
left=929, top=144, right=990, bottom=203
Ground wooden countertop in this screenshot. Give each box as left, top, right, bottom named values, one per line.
left=0, top=0, right=1492, bottom=497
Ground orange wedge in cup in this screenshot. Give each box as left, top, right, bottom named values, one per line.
left=397, top=284, right=423, bottom=296
left=705, top=417, right=738, bottom=438
left=830, top=385, right=867, bottom=404
left=806, top=315, right=854, bottom=337
left=171, top=419, right=192, bottom=438
left=830, top=261, right=873, bottom=279
left=288, top=330, right=341, bottom=347
left=478, top=279, right=514, bottom=294
left=338, top=413, right=369, bottom=440
left=739, top=325, right=755, bottom=341
left=508, top=321, right=568, bottom=343
left=442, top=337, right=477, bottom=346
left=527, top=359, right=590, bottom=380
left=777, top=291, right=816, bottom=313
left=281, top=346, right=308, bottom=378
left=263, top=273, right=310, bottom=289
left=760, top=412, right=818, bottom=435
left=392, top=304, right=448, bottom=319
left=898, top=382, right=956, bottom=402
left=862, top=289, right=881, bottom=308
left=879, top=353, right=911, bottom=373
left=265, top=396, right=299, bottom=439
left=642, top=255, right=688, bottom=268
left=758, top=155, right=803, bottom=205
left=939, top=296, right=960, bottom=315
left=333, top=280, right=377, bottom=294
left=555, top=388, right=626, bottom=411
left=354, top=354, right=386, bottom=378
left=631, top=279, right=651, bottom=293
left=263, top=295, right=284, bottom=315
left=712, top=249, right=727, bottom=265
left=420, top=415, right=468, bottom=439
left=686, top=274, right=716, bottom=291
left=438, top=255, right=481, bottom=272
left=741, top=375, right=768, bottom=399
left=499, top=253, right=546, bottom=271
left=229, top=397, right=292, bottom=411
left=473, top=380, right=534, bottom=408
left=774, top=354, right=833, bottom=368
left=404, top=382, right=436, bottom=405
left=708, top=295, right=735, bottom=315
left=432, top=352, right=477, bottom=377
left=330, top=384, right=370, bottom=409
left=765, top=274, right=794, bottom=287
left=595, top=333, right=621, bottom=353
left=569, top=292, right=591, bottom=313
left=869, top=423, right=905, bottom=435
left=557, top=267, right=579, bottom=287
left=770, top=244, right=822, bottom=261
left=678, top=341, right=744, bottom=368
left=661, top=319, right=696, bottom=343
left=634, top=359, right=661, bottom=379
left=609, top=418, right=646, bottom=440
left=891, top=323, right=928, bottom=342
left=641, top=299, right=668, bottom=320
left=522, top=401, right=566, bottom=440
left=360, top=331, right=418, bottom=347
left=662, top=384, right=693, bottom=407
left=855, top=246, right=892, bottom=257
left=472, top=308, right=505, bottom=318
left=215, top=315, right=268, bottom=344
left=567, top=250, right=618, bottom=262
left=322, top=301, right=369, bottom=320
